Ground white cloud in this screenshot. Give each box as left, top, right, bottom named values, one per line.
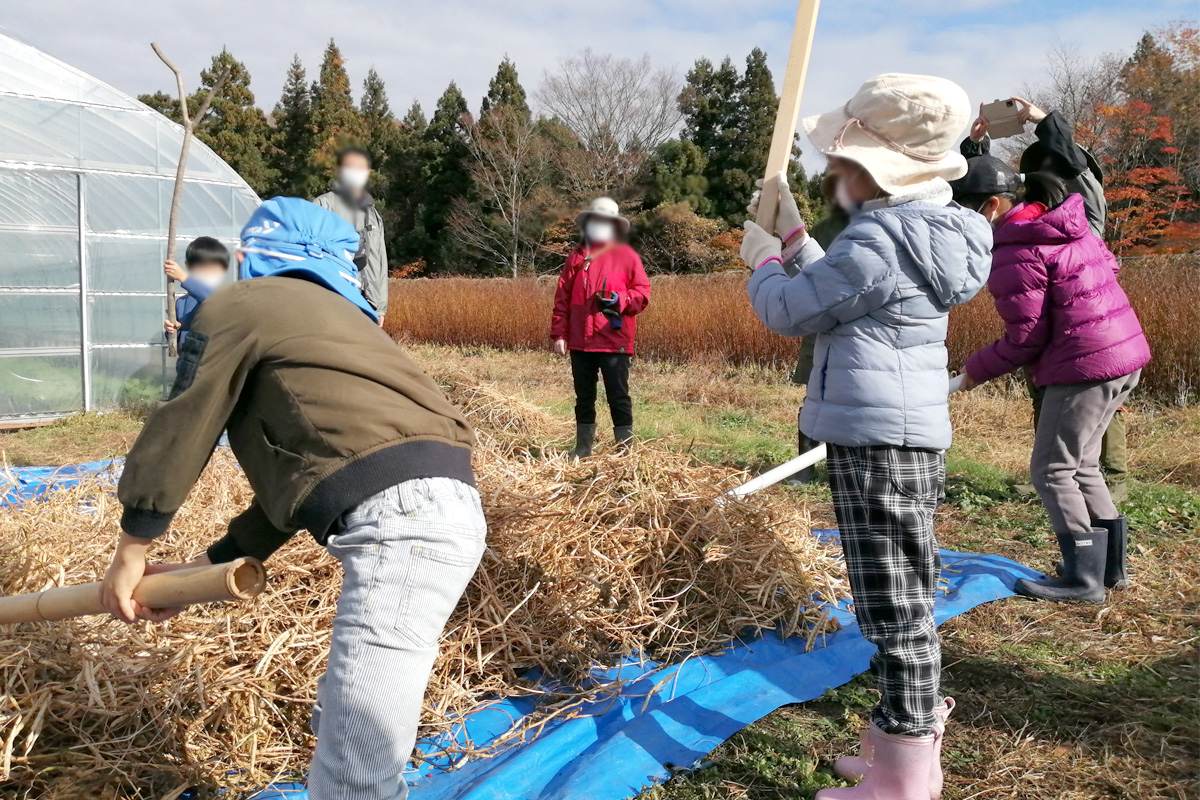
left=2, top=0, right=1192, bottom=175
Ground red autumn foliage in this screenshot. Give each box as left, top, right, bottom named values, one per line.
left=1088, top=101, right=1197, bottom=254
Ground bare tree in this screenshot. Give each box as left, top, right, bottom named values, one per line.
left=536, top=50, right=682, bottom=198
left=999, top=42, right=1125, bottom=161
left=448, top=106, right=557, bottom=277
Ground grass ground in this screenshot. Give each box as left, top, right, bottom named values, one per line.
left=0, top=411, right=144, bottom=467
left=1, top=343, right=1196, bottom=799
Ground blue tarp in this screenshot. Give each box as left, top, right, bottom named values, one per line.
left=0, top=464, right=1036, bottom=800
left=256, top=546, right=1037, bottom=800
left=1, top=459, right=121, bottom=506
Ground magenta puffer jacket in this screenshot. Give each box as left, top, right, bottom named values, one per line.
left=964, top=194, right=1151, bottom=387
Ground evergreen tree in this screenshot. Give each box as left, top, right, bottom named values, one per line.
left=193, top=49, right=278, bottom=196
left=679, top=57, right=741, bottom=220
left=679, top=49, right=814, bottom=225
left=270, top=55, right=314, bottom=197
left=359, top=67, right=397, bottom=203
left=645, top=139, right=711, bottom=214
left=680, top=58, right=739, bottom=157
left=359, top=68, right=397, bottom=167
left=728, top=48, right=777, bottom=205
left=419, top=82, right=472, bottom=270
left=137, top=90, right=181, bottom=123
left=480, top=56, right=529, bottom=117
left=307, top=39, right=365, bottom=195
left=383, top=100, right=433, bottom=264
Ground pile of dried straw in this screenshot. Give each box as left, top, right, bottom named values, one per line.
left=0, top=375, right=844, bottom=798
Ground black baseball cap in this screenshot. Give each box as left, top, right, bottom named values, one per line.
left=950, top=156, right=1021, bottom=200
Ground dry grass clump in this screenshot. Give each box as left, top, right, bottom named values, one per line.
left=387, top=255, right=1199, bottom=405
left=0, top=377, right=843, bottom=798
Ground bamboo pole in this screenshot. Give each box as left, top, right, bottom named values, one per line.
left=151, top=43, right=229, bottom=357
left=0, top=558, right=267, bottom=625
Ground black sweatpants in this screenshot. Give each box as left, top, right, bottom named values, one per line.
left=570, top=350, right=632, bottom=427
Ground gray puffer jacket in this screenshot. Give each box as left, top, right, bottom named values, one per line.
left=748, top=180, right=992, bottom=450
left=314, top=185, right=389, bottom=315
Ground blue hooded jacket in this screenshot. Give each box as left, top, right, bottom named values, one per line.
left=239, top=197, right=379, bottom=323
left=748, top=180, right=992, bottom=450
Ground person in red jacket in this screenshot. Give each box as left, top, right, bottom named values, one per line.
left=550, top=197, right=651, bottom=457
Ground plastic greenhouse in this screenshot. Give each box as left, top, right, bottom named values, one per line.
left=0, top=31, right=259, bottom=425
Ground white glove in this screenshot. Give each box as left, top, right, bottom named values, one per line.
left=740, top=221, right=782, bottom=271
left=746, top=171, right=807, bottom=242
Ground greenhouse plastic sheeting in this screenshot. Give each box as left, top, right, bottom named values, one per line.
left=250, top=544, right=1038, bottom=800
left=0, top=31, right=259, bottom=422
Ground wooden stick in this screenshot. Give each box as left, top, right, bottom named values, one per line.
left=0, top=558, right=267, bottom=625
left=151, top=43, right=230, bottom=357
left=756, top=0, right=822, bottom=230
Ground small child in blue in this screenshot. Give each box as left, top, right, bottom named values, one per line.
left=163, top=236, right=229, bottom=343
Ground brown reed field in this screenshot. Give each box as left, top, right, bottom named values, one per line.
left=384, top=254, right=1199, bottom=405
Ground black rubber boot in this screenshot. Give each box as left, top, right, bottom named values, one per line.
left=1096, top=516, right=1129, bottom=589
left=1015, top=529, right=1108, bottom=603
left=614, top=425, right=634, bottom=451
left=571, top=424, right=597, bottom=459
left=1055, top=516, right=1129, bottom=588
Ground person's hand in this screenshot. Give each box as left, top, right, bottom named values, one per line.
left=1012, top=97, right=1047, bottom=124
left=164, top=260, right=187, bottom=283
left=164, top=318, right=181, bottom=334
left=740, top=221, right=783, bottom=271
left=595, top=291, right=619, bottom=310
left=100, top=534, right=152, bottom=624
left=552, top=339, right=568, bottom=356
left=378, top=318, right=386, bottom=329
left=130, top=555, right=214, bottom=622
left=747, top=171, right=806, bottom=242
left=969, top=102, right=990, bottom=143
left=959, top=372, right=980, bottom=392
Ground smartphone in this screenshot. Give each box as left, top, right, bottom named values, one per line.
left=980, top=99, right=1025, bottom=139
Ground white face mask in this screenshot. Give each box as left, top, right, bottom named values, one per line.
left=975, top=200, right=999, bottom=227
left=339, top=166, right=370, bottom=192
left=193, top=271, right=225, bottom=290
left=585, top=219, right=616, bottom=244
left=834, top=179, right=858, bottom=212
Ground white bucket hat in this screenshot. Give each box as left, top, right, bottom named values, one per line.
left=802, top=73, right=972, bottom=195
left=575, top=197, right=630, bottom=234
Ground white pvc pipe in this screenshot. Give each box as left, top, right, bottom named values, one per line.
left=727, top=373, right=967, bottom=500
left=725, top=443, right=828, bottom=499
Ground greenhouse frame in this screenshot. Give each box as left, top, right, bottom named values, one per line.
left=0, top=31, right=259, bottom=425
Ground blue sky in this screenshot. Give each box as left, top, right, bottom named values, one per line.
left=2, top=1, right=1193, bottom=172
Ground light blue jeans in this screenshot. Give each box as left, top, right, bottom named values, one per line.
left=306, top=478, right=487, bottom=800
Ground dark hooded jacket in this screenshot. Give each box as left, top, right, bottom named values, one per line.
left=960, top=111, right=1106, bottom=237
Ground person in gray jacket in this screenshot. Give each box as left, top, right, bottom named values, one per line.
left=741, top=74, right=991, bottom=799
left=314, top=147, right=389, bottom=324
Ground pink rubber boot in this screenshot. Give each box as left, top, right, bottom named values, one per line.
left=928, top=697, right=954, bottom=800
left=832, top=727, right=873, bottom=783
left=816, top=723, right=937, bottom=800
left=833, top=697, right=955, bottom=798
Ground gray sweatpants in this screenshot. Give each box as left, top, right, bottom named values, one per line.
left=1031, top=370, right=1140, bottom=537
left=307, top=478, right=487, bottom=800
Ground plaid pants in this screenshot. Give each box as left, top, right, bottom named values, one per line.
left=827, top=444, right=945, bottom=736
